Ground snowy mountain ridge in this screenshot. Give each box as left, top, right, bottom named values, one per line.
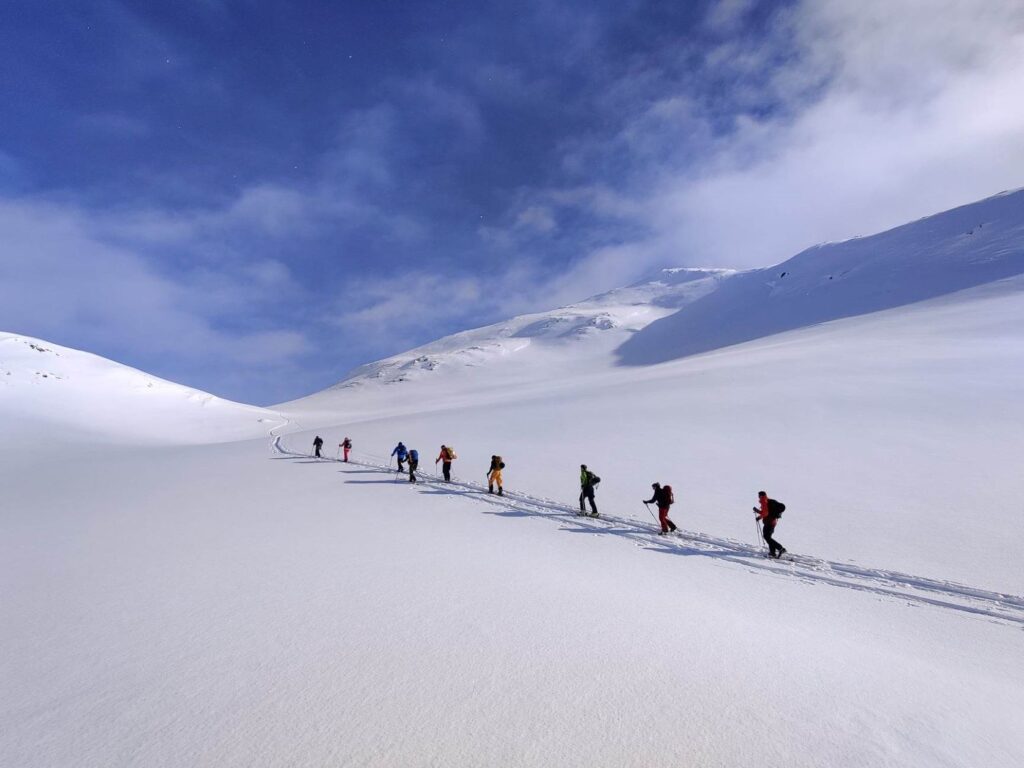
left=290, top=187, right=1024, bottom=412
left=619, top=187, right=1024, bottom=364
left=3, top=188, right=1024, bottom=436
left=0, top=332, right=281, bottom=443
left=329, top=267, right=734, bottom=390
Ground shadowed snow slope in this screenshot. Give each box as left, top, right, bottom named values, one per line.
left=617, top=188, right=1024, bottom=364
left=0, top=333, right=282, bottom=444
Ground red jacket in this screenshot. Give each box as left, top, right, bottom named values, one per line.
left=756, top=496, right=770, bottom=521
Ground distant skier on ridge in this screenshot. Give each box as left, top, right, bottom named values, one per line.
left=754, top=490, right=787, bottom=559
left=644, top=482, right=677, bottom=535
left=435, top=444, right=456, bottom=481
left=391, top=441, right=408, bottom=472
left=312, top=435, right=323, bottom=458
left=579, top=464, right=600, bottom=517
left=487, top=455, right=504, bottom=496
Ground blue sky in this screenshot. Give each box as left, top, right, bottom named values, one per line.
left=3, top=0, right=1024, bottom=404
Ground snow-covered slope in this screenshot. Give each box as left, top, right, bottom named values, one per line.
left=0, top=333, right=282, bottom=444
left=278, top=188, right=1024, bottom=594
left=619, top=188, right=1024, bottom=364
left=4, top=190, right=1024, bottom=768
left=287, top=189, right=1024, bottom=423
left=278, top=268, right=730, bottom=420
left=333, top=267, right=729, bottom=384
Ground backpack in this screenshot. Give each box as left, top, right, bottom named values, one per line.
left=768, top=499, right=785, bottom=518
left=590, top=473, right=601, bottom=485
left=410, top=449, right=419, bottom=461
left=448, top=447, right=457, bottom=459
left=663, top=485, right=674, bottom=506
left=495, top=455, right=505, bottom=469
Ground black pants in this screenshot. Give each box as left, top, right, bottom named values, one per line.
left=441, top=461, right=451, bottom=481
left=763, top=519, right=784, bottom=557
left=580, top=490, right=597, bottom=514
left=396, top=457, right=405, bottom=472
left=314, top=446, right=321, bottom=457
left=409, top=460, right=419, bottom=482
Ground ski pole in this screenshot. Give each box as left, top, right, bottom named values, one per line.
left=754, top=517, right=766, bottom=550
left=642, top=502, right=659, bottom=525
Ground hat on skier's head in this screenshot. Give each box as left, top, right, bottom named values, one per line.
left=652, top=482, right=660, bottom=488
left=758, top=490, right=767, bottom=498
left=580, top=464, right=587, bottom=469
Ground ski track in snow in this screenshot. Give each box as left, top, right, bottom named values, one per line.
left=272, top=437, right=1024, bottom=630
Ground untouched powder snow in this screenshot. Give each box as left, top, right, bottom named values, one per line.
left=3, top=191, right=1024, bottom=766
left=0, top=333, right=283, bottom=444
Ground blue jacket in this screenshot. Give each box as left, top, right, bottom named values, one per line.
left=392, top=443, right=407, bottom=459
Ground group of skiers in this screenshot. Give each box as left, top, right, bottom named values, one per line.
left=315, top=436, right=788, bottom=558
left=312, top=436, right=352, bottom=463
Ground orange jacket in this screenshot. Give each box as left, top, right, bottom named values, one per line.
left=756, top=496, right=770, bottom=521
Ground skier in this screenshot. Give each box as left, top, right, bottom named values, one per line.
left=579, top=464, right=600, bottom=517
left=340, top=437, right=352, bottom=463
left=487, top=455, right=504, bottom=496
left=391, top=441, right=408, bottom=472
left=644, top=482, right=677, bottom=535
left=753, top=490, right=787, bottom=559
left=435, top=444, right=456, bottom=481
left=408, top=448, right=420, bottom=483
left=312, top=435, right=324, bottom=458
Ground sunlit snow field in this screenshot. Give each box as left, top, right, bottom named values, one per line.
left=3, top=192, right=1024, bottom=767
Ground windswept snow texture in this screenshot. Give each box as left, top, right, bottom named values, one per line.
left=0, top=333, right=281, bottom=443
left=617, top=188, right=1024, bottom=365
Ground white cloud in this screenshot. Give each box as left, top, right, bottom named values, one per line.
left=0, top=198, right=311, bottom=384
left=529, top=0, right=1024, bottom=276
left=334, top=273, right=486, bottom=347
left=515, top=205, right=557, bottom=233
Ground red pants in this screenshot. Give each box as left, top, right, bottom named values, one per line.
left=343, top=448, right=350, bottom=462
left=659, top=507, right=676, bottom=533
